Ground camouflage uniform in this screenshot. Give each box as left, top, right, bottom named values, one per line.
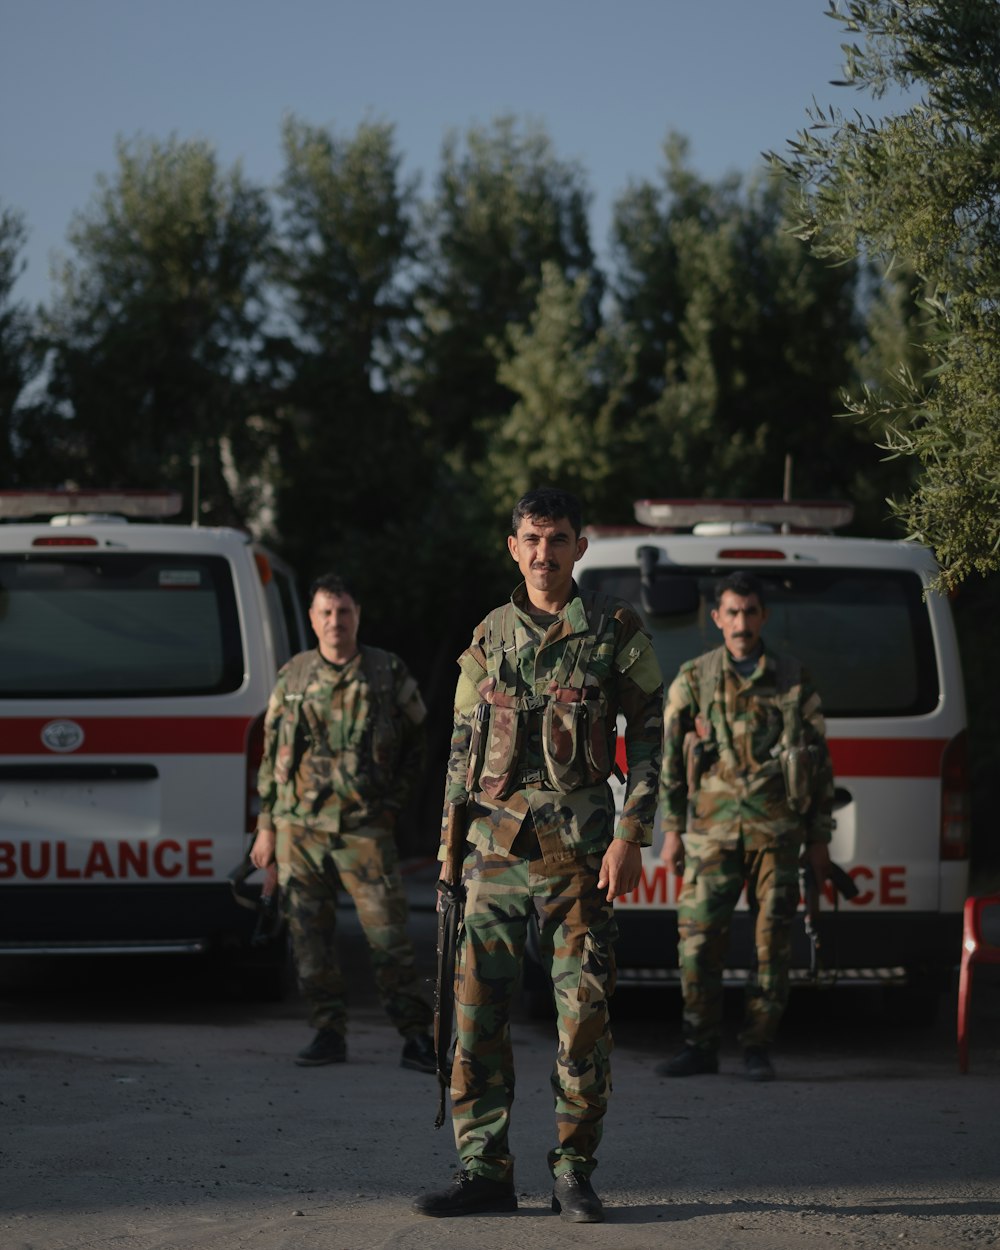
left=257, top=646, right=432, bottom=1040
left=660, top=644, right=834, bottom=1050
left=442, top=582, right=662, bottom=1184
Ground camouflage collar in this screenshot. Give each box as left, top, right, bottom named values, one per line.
left=510, top=581, right=589, bottom=634
left=724, top=641, right=776, bottom=684
left=316, top=646, right=362, bottom=678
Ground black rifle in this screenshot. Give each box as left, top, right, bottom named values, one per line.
left=800, top=859, right=860, bottom=982
left=434, top=801, right=468, bottom=1128
left=228, top=854, right=283, bottom=948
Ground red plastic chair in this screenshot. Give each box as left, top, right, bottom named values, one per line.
left=958, top=893, right=1000, bottom=1073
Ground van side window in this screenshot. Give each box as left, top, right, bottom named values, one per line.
left=579, top=566, right=938, bottom=718
left=0, top=554, right=243, bottom=698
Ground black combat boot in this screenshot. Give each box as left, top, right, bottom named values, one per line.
left=743, top=1046, right=776, bottom=1081
left=400, top=1032, right=437, bottom=1074
left=294, top=1028, right=347, bottom=1066
left=552, top=1171, right=604, bottom=1223
left=413, top=1169, right=517, bottom=1217
left=655, top=1044, right=719, bottom=1077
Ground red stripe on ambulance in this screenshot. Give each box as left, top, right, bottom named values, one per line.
left=614, top=736, right=948, bottom=778
left=0, top=717, right=253, bottom=755
left=827, top=738, right=947, bottom=778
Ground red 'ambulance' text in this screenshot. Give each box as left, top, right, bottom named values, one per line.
left=0, top=839, right=214, bottom=881
left=617, top=863, right=908, bottom=907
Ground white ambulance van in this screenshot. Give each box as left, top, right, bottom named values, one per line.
left=580, top=498, right=970, bottom=1019
left=0, top=490, right=306, bottom=986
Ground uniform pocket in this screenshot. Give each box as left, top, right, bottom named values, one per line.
left=577, top=931, right=617, bottom=1003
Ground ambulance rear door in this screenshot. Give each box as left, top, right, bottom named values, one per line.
left=576, top=523, right=968, bottom=1011
left=0, top=518, right=290, bottom=957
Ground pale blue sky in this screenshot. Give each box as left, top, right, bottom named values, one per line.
left=2, top=0, right=885, bottom=308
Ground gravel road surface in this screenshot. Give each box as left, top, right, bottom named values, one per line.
left=2, top=898, right=998, bottom=1250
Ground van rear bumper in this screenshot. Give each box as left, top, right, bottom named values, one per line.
left=611, top=909, right=962, bottom=987
left=0, top=883, right=258, bottom=955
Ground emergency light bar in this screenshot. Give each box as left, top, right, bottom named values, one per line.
left=633, top=498, right=854, bottom=531
left=0, top=490, right=183, bottom=520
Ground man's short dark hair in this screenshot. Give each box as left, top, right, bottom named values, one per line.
left=309, top=572, right=359, bottom=605
left=714, top=570, right=766, bottom=608
left=511, top=487, right=583, bottom=538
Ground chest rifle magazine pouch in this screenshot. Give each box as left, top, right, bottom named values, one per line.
left=541, top=691, right=585, bottom=793
left=582, top=690, right=612, bottom=781
left=780, top=745, right=814, bottom=815
left=478, top=691, right=523, bottom=801
left=541, top=688, right=611, bottom=793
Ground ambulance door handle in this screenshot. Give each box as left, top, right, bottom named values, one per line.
left=0, top=763, right=159, bottom=781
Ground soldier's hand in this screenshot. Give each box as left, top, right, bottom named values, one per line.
left=598, top=840, right=642, bottom=902
left=660, top=828, right=686, bottom=876
left=249, top=827, right=276, bottom=870
left=436, top=861, right=459, bottom=913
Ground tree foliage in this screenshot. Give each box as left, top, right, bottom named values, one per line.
left=486, top=261, right=626, bottom=521
left=610, top=136, right=878, bottom=519
left=40, top=135, right=272, bottom=521
left=268, top=117, right=429, bottom=597
left=773, top=0, right=1000, bottom=586
left=406, top=117, right=600, bottom=467
left=0, top=204, right=41, bottom=481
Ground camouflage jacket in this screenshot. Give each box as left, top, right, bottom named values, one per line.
left=659, top=643, right=834, bottom=849
left=442, top=582, right=663, bottom=866
left=257, top=646, right=427, bottom=834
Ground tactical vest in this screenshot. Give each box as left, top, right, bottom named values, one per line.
left=686, top=646, right=815, bottom=814
left=275, top=646, right=398, bottom=796
left=467, top=593, right=617, bottom=801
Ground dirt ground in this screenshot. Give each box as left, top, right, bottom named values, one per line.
left=2, top=903, right=998, bottom=1250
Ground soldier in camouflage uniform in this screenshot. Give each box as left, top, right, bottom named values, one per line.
left=414, top=488, right=663, bottom=1224
left=657, top=570, right=833, bottom=1082
left=250, top=572, right=435, bottom=1072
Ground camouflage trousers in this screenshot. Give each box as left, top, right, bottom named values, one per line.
left=450, top=846, right=617, bottom=1184
left=677, top=834, right=801, bottom=1050
left=275, top=821, right=432, bottom=1039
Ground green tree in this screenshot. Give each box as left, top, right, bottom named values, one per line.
left=406, top=117, right=600, bottom=470
left=487, top=260, right=631, bottom=525
left=268, top=116, right=429, bottom=615
left=773, top=0, right=1000, bottom=586
left=41, top=135, right=272, bottom=522
left=610, top=136, right=879, bottom=522
left=0, top=204, right=41, bottom=483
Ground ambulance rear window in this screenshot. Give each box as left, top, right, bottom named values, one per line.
left=0, top=554, right=243, bottom=697
left=580, top=566, right=938, bottom=718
